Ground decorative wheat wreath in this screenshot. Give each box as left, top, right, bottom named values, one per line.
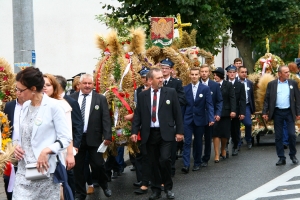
left=0, top=58, right=17, bottom=111
left=254, top=53, right=285, bottom=75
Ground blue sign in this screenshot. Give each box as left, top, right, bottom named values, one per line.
left=32, top=50, right=36, bottom=64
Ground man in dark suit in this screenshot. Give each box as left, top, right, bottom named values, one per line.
left=70, top=74, right=112, bottom=200
left=237, top=66, right=256, bottom=149
left=160, top=58, right=186, bottom=177
left=3, top=97, right=24, bottom=200
left=226, top=65, right=246, bottom=156
left=199, top=64, right=223, bottom=167
left=181, top=67, right=214, bottom=173
left=131, top=68, right=184, bottom=200
left=55, top=75, right=84, bottom=196
left=262, top=65, right=300, bottom=165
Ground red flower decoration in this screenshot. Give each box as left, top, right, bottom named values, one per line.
left=119, top=92, right=125, bottom=97
left=0, top=67, right=4, bottom=72
left=3, top=76, right=8, bottom=81
left=5, top=90, right=10, bottom=95
left=125, top=53, right=130, bottom=59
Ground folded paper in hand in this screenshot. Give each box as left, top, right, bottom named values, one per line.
left=97, top=141, right=108, bottom=153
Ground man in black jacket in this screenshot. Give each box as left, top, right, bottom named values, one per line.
left=131, top=68, right=184, bottom=199
left=160, top=58, right=186, bottom=177
left=262, top=66, right=300, bottom=165
left=226, top=65, right=246, bottom=156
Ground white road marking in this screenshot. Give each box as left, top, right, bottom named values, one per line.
left=237, top=165, right=300, bottom=200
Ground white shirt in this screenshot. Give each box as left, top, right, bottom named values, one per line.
left=78, top=91, right=93, bottom=132
left=238, top=78, right=249, bottom=104
left=164, top=76, right=171, bottom=85
left=192, top=81, right=200, bottom=100
left=150, top=88, right=161, bottom=127
left=219, top=80, right=223, bottom=88
left=201, top=79, right=209, bottom=86
left=12, top=99, right=23, bottom=142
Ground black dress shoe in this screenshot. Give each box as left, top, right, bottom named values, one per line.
left=130, top=166, right=136, bottom=171
left=201, top=162, right=208, bottom=167
left=291, top=156, right=299, bottom=164
left=181, top=166, right=189, bottom=174
left=232, top=149, right=238, bottom=156
left=220, top=154, right=226, bottom=160
left=178, top=151, right=183, bottom=158
left=111, top=172, right=118, bottom=179
left=93, top=182, right=100, bottom=187
left=214, top=160, right=219, bottom=163
left=284, top=144, right=288, bottom=149
left=247, top=142, right=252, bottom=149
left=276, top=158, right=286, bottom=166
left=192, top=166, right=200, bottom=171
left=133, top=181, right=142, bottom=187
left=149, top=192, right=162, bottom=200
left=165, top=190, right=175, bottom=199
left=226, top=151, right=229, bottom=158
left=101, top=188, right=112, bottom=197
left=134, top=188, right=148, bottom=194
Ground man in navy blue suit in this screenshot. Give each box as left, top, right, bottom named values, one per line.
left=237, top=66, right=255, bottom=149
left=181, top=67, right=215, bottom=173
left=3, top=95, right=24, bottom=200
left=199, top=64, right=223, bottom=167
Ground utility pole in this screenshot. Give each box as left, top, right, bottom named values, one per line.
left=12, top=0, right=35, bottom=73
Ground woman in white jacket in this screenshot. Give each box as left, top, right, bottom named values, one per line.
left=13, top=67, right=72, bottom=200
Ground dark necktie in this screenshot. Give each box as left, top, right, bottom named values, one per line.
left=81, top=94, right=88, bottom=124
left=152, top=89, right=158, bottom=122
left=164, top=80, right=168, bottom=86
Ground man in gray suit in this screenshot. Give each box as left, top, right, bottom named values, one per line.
left=262, top=66, right=300, bottom=166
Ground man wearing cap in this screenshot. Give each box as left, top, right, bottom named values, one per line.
left=199, top=64, right=223, bottom=167
left=226, top=65, right=246, bottom=156
left=237, top=66, right=256, bottom=150
left=160, top=58, right=186, bottom=177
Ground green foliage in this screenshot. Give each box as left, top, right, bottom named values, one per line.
left=98, top=0, right=300, bottom=59
left=99, top=0, right=230, bottom=55
left=253, top=27, right=300, bottom=63
left=225, top=0, right=300, bottom=44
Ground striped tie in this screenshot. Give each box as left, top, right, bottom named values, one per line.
left=152, top=89, right=158, bottom=122
left=81, top=94, right=88, bottom=124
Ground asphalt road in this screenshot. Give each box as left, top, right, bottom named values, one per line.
left=85, top=134, right=300, bottom=200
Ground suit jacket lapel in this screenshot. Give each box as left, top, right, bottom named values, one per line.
left=89, top=91, right=96, bottom=117
left=158, top=87, right=167, bottom=110
left=146, top=89, right=151, bottom=113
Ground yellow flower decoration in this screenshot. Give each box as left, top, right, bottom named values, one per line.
left=0, top=111, right=11, bottom=151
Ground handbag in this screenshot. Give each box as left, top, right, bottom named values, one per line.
left=25, top=162, right=50, bottom=180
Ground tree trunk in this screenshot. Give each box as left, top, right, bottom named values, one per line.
left=231, top=25, right=255, bottom=73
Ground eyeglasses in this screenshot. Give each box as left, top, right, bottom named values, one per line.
left=15, top=87, right=28, bottom=93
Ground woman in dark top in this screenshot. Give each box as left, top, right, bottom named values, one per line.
left=211, top=67, right=236, bottom=163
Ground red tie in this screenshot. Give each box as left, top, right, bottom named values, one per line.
left=152, top=89, right=158, bottom=122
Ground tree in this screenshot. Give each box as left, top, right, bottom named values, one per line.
left=100, top=0, right=229, bottom=55
left=253, top=26, right=300, bottom=63
left=101, top=0, right=300, bottom=72
left=225, top=0, right=300, bottom=72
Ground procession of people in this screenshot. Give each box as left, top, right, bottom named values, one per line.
left=0, top=53, right=298, bottom=200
